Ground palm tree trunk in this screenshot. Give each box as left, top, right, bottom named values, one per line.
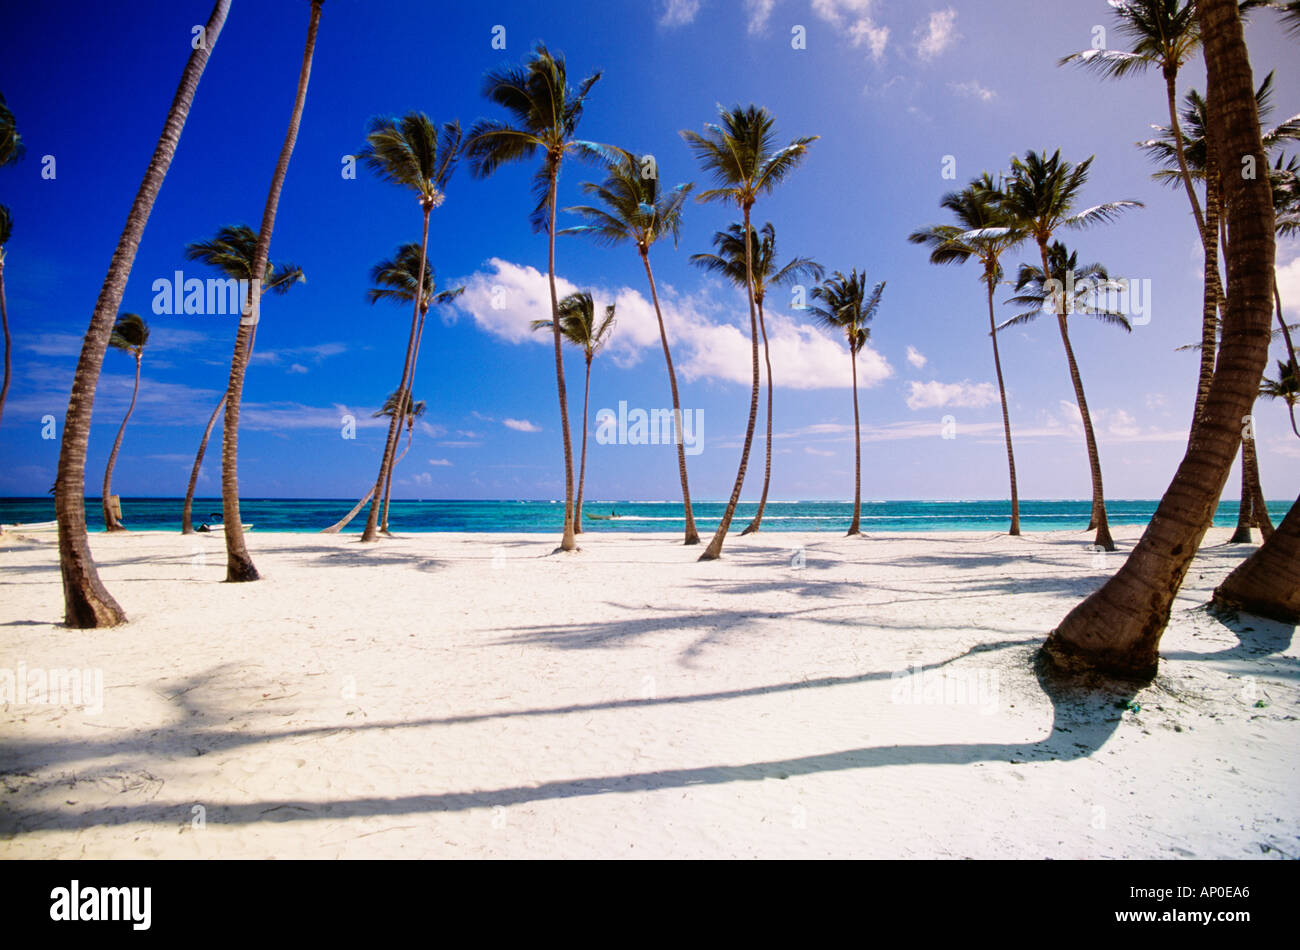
left=381, top=423, right=413, bottom=531
left=640, top=251, right=699, bottom=544
left=222, top=0, right=321, bottom=579
left=55, top=0, right=229, bottom=627
left=545, top=160, right=577, bottom=552
left=101, top=352, right=141, bottom=531
left=322, top=487, right=374, bottom=534
left=1193, top=161, right=1223, bottom=422
left=384, top=303, right=431, bottom=535
left=847, top=347, right=863, bottom=536
left=1042, top=0, right=1275, bottom=679
left=1213, top=492, right=1299, bottom=621
left=0, top=259, right=10, bottom=428
left=575, top=355, right=591, bottom=533
left=1045, top=241, right=1113, bottom=551
left=183, top=394, right=225, bottom=534
left=1229, top=441, right=1255, bottom=543
left=987, top=275, right=1020, bottom=535
left=1245, top=429, right=1273, bottom=538
left=741, top=298, right=774, bottom=535
left=700, top=203, right=761, bottom=561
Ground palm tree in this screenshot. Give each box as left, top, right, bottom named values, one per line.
left=0, top=206, right=11, bottom=430
left=0, top=92, right=23, bottom=167
left=908, top=175, right=1025, bottom=535
left=807, top=271, right=885, bottom=536
left=680, top=104, right=817, bottom=560
left=366, top=242, right=463, bottom=533
left=1260, top=360, right=1300, bottom=438
left=371, top=389, right=426, bottom=528
left=561, top=149, right=701, bottom=544
left=993, top=150, right=1141, bottom=551
left=464, top=42, right=611, bottom=553
left=356, top=114, right=462, bottom=543
left=531, top=292, right=616, bottom=532
left=691, top=222, right=823, bottom=535
left=180, top=224, right=303, bottom=534
left=1044, top=0, right=1277, bottom=678
left=54, top=0, right=230, bottom=628
left=220, top=0, right=323, bottom=582
left=100, top=313, right=149, bottom=531
left=1060, top=1, right=1223, bottom=417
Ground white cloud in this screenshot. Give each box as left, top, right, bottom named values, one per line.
left=745, top=0, right=776, bottom=33
left=1107, top=408, right=1141, bottom=438
left=948, top=79, right=995, bottom=102
left=287, top=363, right=308, bottom=374
left=804, top=446, right=836, bottom=456
left=429, top=458, right=453, bottom=467
left=453, top=259, right=893, bottom=390
left=906, top=345, right=927, bottom=368
left=905, top=380, right=997, bottom=410
left=813, top=0, right=890, bottom=61
left=659, top=0, right=701, bottom=26
left=504, top=418, right=541, bottom=432
left=916, top=7, right=958, bottom=60
left=19, top=332, right=83, bottom=357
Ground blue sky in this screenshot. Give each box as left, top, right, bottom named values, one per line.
left=1, top=0, right=1297, bottom=502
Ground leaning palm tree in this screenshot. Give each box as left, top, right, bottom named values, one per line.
left=0, top=206, right=11, bottom=429
left=992, top=150, right=1141, bottom=551
left=1001, top=243, right=1132, bottom=548
left=1045, top=0, right=1278, bottom=677
left=1260, top=359, right=1300, bottom=438
left=180, top=224, right=303, bottom=534
left=561, top=148, right=701, bottom=544
left=807, top=271, right=885, bottom=536
left=54, top=0, right=230, bottom=627
left=356, top=114, right=462, bottom=543
left=371, top=389, right=426, bottom=528
left=101, top=313, right=149, bottom=531
left=366, top=242, right=463, bottom=533
left=908, top=174, right=1025, bottom=535
left=531, top=292, right=616, bottom=532
left=680, top=104, right=817, bottom=560
left=0, top=92, right=22, bottom=167
left=219, top=0, right=323, bottom=582
left=691, top=221, right=823, bottom=535
left=464, top=42, right=611, bottom=553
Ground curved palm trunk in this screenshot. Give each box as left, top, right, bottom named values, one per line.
left=1042, top=240, right=1112, bottom=550
left=101, top=352, right=141, bottom=531
left=742, top=298, right=774, bottom=536
left=1245, top=430, right=1273, bottom=538
left=0, top=259, right=10, bottom=428
left=640, top=251, right=699, bottom=544
left=222, top=0, right=321, bottom=579
left=381, top=422, right=414, bottom=532
left=545, top=161, right=578, bottom=552
left=380, top=301, right=431, bottom=538
left=987, top=274, right=1021, bottom=535
left=183, top=394, right=225, bottom=534
left=847, top=348, right=863, bottom=536
left=1042, top=0, right=1275, bottom=680
left=55, top=0, right=229, bottom=627
left=1213, top=492, right=1299, bottom=621
left=1194, top=160, right=1223, bottom=421
left=575, top=355, right=591, bottom=533
left=700, top=204, right=761, bottom=561
left=322, top=487, right=374, bottom=534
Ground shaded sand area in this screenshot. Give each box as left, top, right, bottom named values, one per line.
left=1, top=526, right=1296, bottom=858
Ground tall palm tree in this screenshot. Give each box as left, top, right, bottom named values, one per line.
left=561, top=148, right=701, bottom=544
left=0, top=206, right=11, bottom=430
left=807, top=271, right=885, bottom=536
left=100, top=313, right=149, bottom=531
left=181, top=224, right=303, bottom=534
left=356, top=114, right=461, bottom=543
left=54, top=0, right=230, bottom=628
left=220, top=0, right=323, bottom=582
left=908, top=174, right=1025, bottom=535
left=371, top=389, right=426, bottom=527
left=531, top=292, right=616, bottom=532
left=1045, top=0, right=1277, bottom=678
left=691, top=222, right=823, bottom=535
left=1060, top=1, right=1223, bottom=416
left=680, top=104, right=816, bottom=560
left=0, top=92, right=23, bottom=167
left=366, top=242, right=463, bottom=533
left=464, top=42, right=611, bottom=553
left=993, top=150, right=1141, bottom=551
left=1260, top=359, right=1299, bottom=438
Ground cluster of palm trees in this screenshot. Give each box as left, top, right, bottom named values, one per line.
left=15, top=0, right=1300, bottom=682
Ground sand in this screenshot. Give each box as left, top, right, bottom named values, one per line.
left=0, top=524, right=1296, bottom=859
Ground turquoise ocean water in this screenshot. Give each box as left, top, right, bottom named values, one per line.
left=0, top=498, right=1289, bottom=533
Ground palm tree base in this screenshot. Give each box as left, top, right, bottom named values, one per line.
left=683, top=533, right=700, bottom=545
left=1227, top=525, right=1254, bottom=544
left=846, top=528, right=862, bottom=537
left=1037, top=636, right=1157, bottom=686
left=550, top=545, right=582, bottom=555
left=225, top=557, right=260, bottom=583
left=740, top=522, right=760, bottom=536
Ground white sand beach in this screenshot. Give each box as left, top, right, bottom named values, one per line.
left=1, top=526, right=1296, bottom=859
